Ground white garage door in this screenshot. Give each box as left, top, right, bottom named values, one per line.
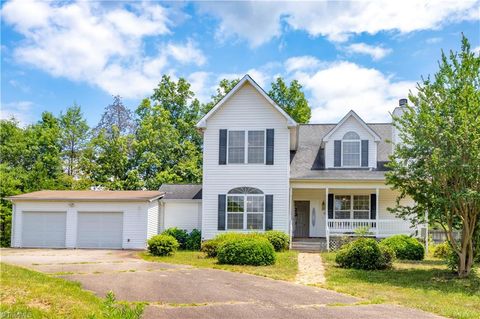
left=22, top=212, right=66, bottom=248
left=77, top=212, right=123, bottom=248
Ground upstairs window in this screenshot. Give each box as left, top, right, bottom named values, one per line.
left=342, top=131, right=361, bottom=167
left=227, top=130, right=265, bottom=164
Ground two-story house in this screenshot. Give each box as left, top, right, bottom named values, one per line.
left=8, top=74, right=418, bottom=250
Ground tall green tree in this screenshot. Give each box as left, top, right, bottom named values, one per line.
left=386, top=35, right=480, bottom=277
left=81, top=126, right=140, bottom=190
left=0, top=113, right=66, bottom=246
left=268, top=77, right=311, bottom=123
left=151, top=75, right=203, bottom=148
left=59, top=104, right=89, bottom=179
left=134, top=97, right=201, bottom=189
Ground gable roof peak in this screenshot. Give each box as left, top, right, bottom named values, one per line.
left=322, top=110, right=381, bottom=141
left=196, top=74, right=297, bottom=129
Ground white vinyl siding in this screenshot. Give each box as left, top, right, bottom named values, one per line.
left=201, top=82, right=291, bottom=239
left=77, top=212, right=123, bottom=248
left=162, top=201, right=202, bottom=232
left=22, top=212, right=66, bottom=248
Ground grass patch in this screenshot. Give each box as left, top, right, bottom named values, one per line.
left=139, top=250, right=299, bottom=281
left=320, top=253, right=480, bottom=319
left=0, top=263, right=144, bottom=318
left=0, top=262, right=104, bottom=318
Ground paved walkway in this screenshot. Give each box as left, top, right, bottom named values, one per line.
left=296, top=253, right=326, bottom=285
left=1, top=249, right=446, bottom=319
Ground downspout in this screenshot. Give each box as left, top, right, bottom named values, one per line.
left=10, top=202, right=15, bottom=247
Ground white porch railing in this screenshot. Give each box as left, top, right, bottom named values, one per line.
left=327, top=219, right=415, bottom=237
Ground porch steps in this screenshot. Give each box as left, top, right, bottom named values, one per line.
left=291, top=238, right=327, bottom=252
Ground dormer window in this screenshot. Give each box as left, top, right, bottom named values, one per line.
left=342, top=131, right=361, bottom=167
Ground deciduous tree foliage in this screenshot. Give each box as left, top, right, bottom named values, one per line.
left=268, top=77, right=311, bottom=124
left=59, top=104, right=89, bottom=179
left=387, top=35, right=480, bottom=277
left=0, top=73, right=311, bottom=246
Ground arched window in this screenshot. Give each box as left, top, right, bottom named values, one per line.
left=342, top=131, right=361, bottom=166
left=228, top=187, right=263, bottom=195
left=226, top=187, right=264, bottom=230
left=343, top=131, right=360, bottom=140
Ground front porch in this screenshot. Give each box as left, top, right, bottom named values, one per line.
left=290, top=182, right=420, bottom=250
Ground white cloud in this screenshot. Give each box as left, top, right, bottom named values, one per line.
left=346, top=43, right=392, bottom=60
left=426, top=37, right=442, bottom=44
left=0, top=101, right=35, bottom=125
left=199, top=0, right=479, bottom=46
left=285, top=57, right=415, bottom=122
left=473, top=46, right=480, bottom=55
left=197, top=2, right=283, bottom=47
left=166, top=40, right=206, bottom=66
left=1, top=0, right=205, bottom=98
left=285, top=56, right=322, bottom=72
left=188, top=71, right=211, bottom=102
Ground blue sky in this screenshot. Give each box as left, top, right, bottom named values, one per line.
left=1, top=1, right=479, bottom=126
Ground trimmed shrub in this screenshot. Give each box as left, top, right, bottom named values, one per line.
left=147, top=234, right=179, bottom=256
left=433, top=241, right=451, bottom=259
left=185, top=229, right=202, bottom=251
left=201, top=240, right=220, bottom=258
left=217, top=237, right=276, bottom=266
left=335, top=238, right=393, bottom=270
left=381, top=235, right=424, bottom=260
left=162, top=227, right=189, bottom=250
left=263, top=230, right=290, bottom=252
left=201, top=233, right=261, bottom=257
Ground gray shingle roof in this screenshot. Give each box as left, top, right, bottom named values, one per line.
left=159, top=184, right=202, bottom=199
left=291, top=123, right=393, bottom=180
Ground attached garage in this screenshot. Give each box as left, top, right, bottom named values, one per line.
left=22, top=212, right=66, bottom=248
left=8, top=190, right=164, bottom=249
left=77, top=212, right=123, bottom=248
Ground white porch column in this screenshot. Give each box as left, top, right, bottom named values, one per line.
left=325, top=187, right=329, bottom=251
left=375, top=188, right=379, bottom=237
left=289, top=186, right=293, bottom=249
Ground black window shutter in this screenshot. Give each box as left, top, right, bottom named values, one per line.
left=361, top=140, right=369, bottom=167
left=218, top=195, right=226, bottom=230
left=334, top=140, right=341, bottom=167
left=328, top=194, right=334, bottom=219
left=370, top=194, right=377, bottom=220
left=266, top=129, right=274, bottom=165
left=265, top=195, right=273, bottom=230
left=219, top=129, right=227, bottom=165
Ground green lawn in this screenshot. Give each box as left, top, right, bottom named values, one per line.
left=0, top=263, right=143, bottom=319
left=319, top=253, right=480, bottom=319
left=0, top=262, right=105, bottom=318
left=139, top=250, right=299, bottom=281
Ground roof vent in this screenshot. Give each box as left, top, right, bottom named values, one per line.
left=399, top=98, right=407, bottom=107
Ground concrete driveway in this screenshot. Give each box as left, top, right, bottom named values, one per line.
left=1, top=249, right=445, bottom=319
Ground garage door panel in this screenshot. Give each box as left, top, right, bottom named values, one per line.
left=22, top=212, right=66, bottom=248
left=77, top=212, right=123, bottom=248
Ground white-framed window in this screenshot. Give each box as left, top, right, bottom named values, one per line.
left=226, top=187, right=264, bottom=230
left=342, top=131, right=361, bottom=167
left=227, top=130, right=265, bottom=164
left=334, top=194, right=370, bottom=219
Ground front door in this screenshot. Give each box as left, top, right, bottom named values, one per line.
left=294, top=201, right=310, bottom=238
